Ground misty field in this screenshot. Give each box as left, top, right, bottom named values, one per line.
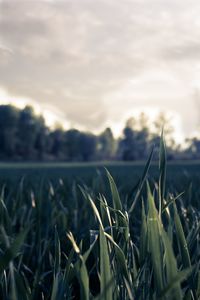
left=0, top=141, right=200, bottom=299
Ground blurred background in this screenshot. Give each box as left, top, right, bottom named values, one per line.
left=1, top=0, right=200, bottom=162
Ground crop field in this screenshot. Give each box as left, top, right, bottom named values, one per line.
left=0, top=141, right=200, bottom=299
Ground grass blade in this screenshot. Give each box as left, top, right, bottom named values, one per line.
left=173, top=202, right=191, bottom=269
left=0, top=228, right=28, bottom=275
left=159, top=130, right=166, bottom=216
left=129, top=146, right=154, bottom=214
left=99, top=226, right=113, bottom=300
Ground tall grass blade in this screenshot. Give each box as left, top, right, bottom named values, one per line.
left=54, top=227, right=61, bottom=275
left=139, top=200, right=147, bottom=264
left=161, top=229, right=183, bottom=300
left=147, top=184, right=164, bottom=295
left=159, top=130, right=166, bottom=216
left=129, top=146, right=154, bottom=214
left=106, top=169, right=122, bottom=228
left=99, top=226, right=113, bottom=300
left=50, top=274, right=59, bottom=300
left=173, top=202, right=191, bottom=269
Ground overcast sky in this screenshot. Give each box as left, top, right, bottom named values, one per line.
left=1, top=0, right=200, bottom=141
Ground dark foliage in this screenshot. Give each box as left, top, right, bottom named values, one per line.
left=0, top=104, right=198, bottom=161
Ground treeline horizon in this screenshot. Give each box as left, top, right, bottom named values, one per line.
left=0, top=104, right=199, bottom=162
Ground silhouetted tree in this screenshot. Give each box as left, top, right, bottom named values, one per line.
left=136, top=113, right=150, bottom=158
left=34, top=116, right=50, bottom=160
left=17, top=106, right=42, bottom=160
left=97, top=128, right=116, bottom=160
left=50, top=128, right=66, bottom=160
left=118, top=115, right=150, bottom=160
left=79, top=132, right=97, bottom=161
left=0, top=105, right=19, bottom=158
left=0, top=104, right=196, bottom=162
left=118, top=126, right=136, bottom=161
left=65, top=129, right=82, bottom=161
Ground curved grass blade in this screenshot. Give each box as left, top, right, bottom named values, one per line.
left=129, top=146, right=154, bottom=215
left=67, top=232, right=89, bottom=300
left=104, top=232, right=132, bottom=286
left=105, top=169, right=122, bottom=211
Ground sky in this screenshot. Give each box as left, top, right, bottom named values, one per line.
left=1, top=0, right=200, bottom=143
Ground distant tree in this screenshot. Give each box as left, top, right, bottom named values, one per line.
left=186, top=137, right=200, bottom=159
left=118, top=125, right=136, bottom=161
left=79, top=132, right=97, bottom=161
left=17, top=106, right=43, bottom=160
left=65, top=129, right=82, bottom=161
left=49, top=128, right=66, bottom=160
left=136, top=113, right=150, bottom=158
left=97, top=128, right=116, bottom=160
left=34, top=116, right=50, bottom=160
left=118, top=114, right=150, bottom=160
left=0, top=104, right=195, bottom=162
left=0, top=105, right=19, bottom=158
left=64, top=129, right=97, bottom=161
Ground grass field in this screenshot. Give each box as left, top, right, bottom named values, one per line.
left=0, top=160, right=200, bottom=188
left=0, top=142, right=200, bottom=299
left=0, top=160, right=200, bottom=208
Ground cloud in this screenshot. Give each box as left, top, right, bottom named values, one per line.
left=0, top=0, right=200, bottom=136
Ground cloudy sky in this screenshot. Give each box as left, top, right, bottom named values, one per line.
left=1, top=0, right=200, bottom=141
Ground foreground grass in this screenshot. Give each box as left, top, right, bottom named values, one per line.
left=0, top=137, right=199, bottom=299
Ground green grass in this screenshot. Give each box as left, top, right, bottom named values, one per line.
left=1, top=160, right=200, bottom=210
left=0, top=160, right=200, bottom=191
left=0, top=138, right=199, bottom=299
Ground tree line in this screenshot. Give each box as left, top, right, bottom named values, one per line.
left=0, top=104, right=199, bottom=161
